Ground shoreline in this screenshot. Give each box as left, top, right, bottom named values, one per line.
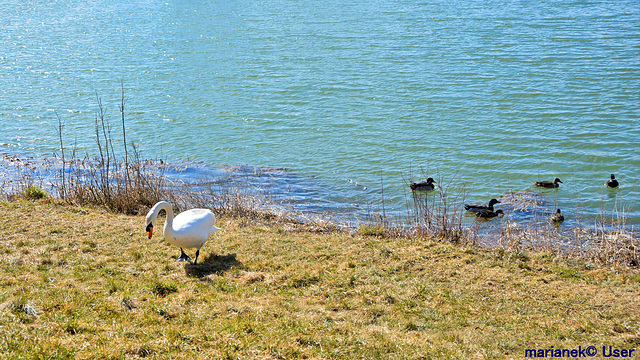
left=0, top=144, right=366, bottom=224
left=1, top=144, right=639, bottom=263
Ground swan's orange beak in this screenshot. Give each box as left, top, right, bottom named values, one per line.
left=146, top=223, right=153, bottom=239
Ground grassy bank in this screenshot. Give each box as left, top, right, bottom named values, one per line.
left=1, top=199, right=638, bottom=359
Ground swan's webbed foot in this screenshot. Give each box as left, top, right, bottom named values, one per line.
left=177, top=248, right=192, bottom=262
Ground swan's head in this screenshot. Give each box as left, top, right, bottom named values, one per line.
left=145, top=209, right=158, bottom=239
left=145, top=222, right=154, bottom=239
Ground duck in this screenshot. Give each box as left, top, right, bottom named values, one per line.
left=465, top=198, right=501, bottom=213
left=550, top=208, right=564, bottom=223
left=410, top=177, right=436, bottom=191
left=606, top=174, right=619, bottom=188
left=145, top=201, right=219, bottom=264
left=533, top=178, right=563, bottom=188
left=475, top=209, right=504, bottom=219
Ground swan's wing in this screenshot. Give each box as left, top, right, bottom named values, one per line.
left=174, top=209, right=214, bottom=225
left=172, top=209, right=216, bottom=248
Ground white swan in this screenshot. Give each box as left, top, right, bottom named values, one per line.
left=145, top=201, right=219, bottom=264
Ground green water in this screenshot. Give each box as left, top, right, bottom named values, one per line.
left=1, top=0, right=638, bottom=225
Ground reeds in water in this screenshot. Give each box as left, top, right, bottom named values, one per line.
left=358, top=176, right=638, bottom=268
left=409, top=173, right=467, bottom=243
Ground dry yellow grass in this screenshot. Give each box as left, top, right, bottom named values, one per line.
left=0, top=199, right=639, bottom=359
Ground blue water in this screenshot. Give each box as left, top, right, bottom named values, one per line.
left=1, top=0, right=639, bottom=227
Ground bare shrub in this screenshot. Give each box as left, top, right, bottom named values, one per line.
left=52, top=85, right=310, bottom=222
left=409, top=172, right=467, bottom=242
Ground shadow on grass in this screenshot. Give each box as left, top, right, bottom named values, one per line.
left=184, top=253, right=243, bottom=278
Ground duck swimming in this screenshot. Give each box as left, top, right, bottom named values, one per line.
left=475, top=209, right=504, bottom=219
left=410, top=178, right=436, bottom=191
left=534, top=178, right=563, bottom=188
left=550, top=208, right=564, bottom=223
left=606, top=174, right=619, bottom=188
left=465, top=198, right=501, bottom=213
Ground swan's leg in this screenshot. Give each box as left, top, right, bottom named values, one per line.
left=177, top=248, right=192, bottom=262
left=194, top=249, right=200, bottom=265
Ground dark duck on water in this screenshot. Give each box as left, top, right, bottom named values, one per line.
left=606, top=174, right=619, bottom=188
left=465, top=198, right=501, bottom=213
left=550, top=208, right=565, bottom=223
left=410, top=177, right=436, bottom=191
left=534, top=177, right=563, bottom=188
left=475, top=209, right=504, bottom=219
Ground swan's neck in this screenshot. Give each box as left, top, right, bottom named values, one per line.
left=152, top=201, right=175, bottom=238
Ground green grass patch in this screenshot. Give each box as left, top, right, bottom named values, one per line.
left=358, top=223, right=386, bottom=237
left=21, top=185, right=48, bottom=200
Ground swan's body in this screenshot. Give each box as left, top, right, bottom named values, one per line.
left=145, top=201, right=219, bottom=264
left=550, top=208, right=564, bottom=223
left=410, top=178, right=436, bottom=191
left=465, top=198, right=501, bottom=213
left=606, top=174, right=619, bottom=188
left=534, top=178, right=563, bottom=188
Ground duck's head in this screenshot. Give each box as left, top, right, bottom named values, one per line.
left=488, top=198, right=501, bottom=206
left=426, top=177, right=436, bottom=184
left=553, top=178, right=563, bottom=184
left=610, top=174, right=616, bottom=180
left=555, top=209, right=562, bottom=214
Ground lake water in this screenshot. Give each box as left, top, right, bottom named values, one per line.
left=1, top=0, right=639, bottom=228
